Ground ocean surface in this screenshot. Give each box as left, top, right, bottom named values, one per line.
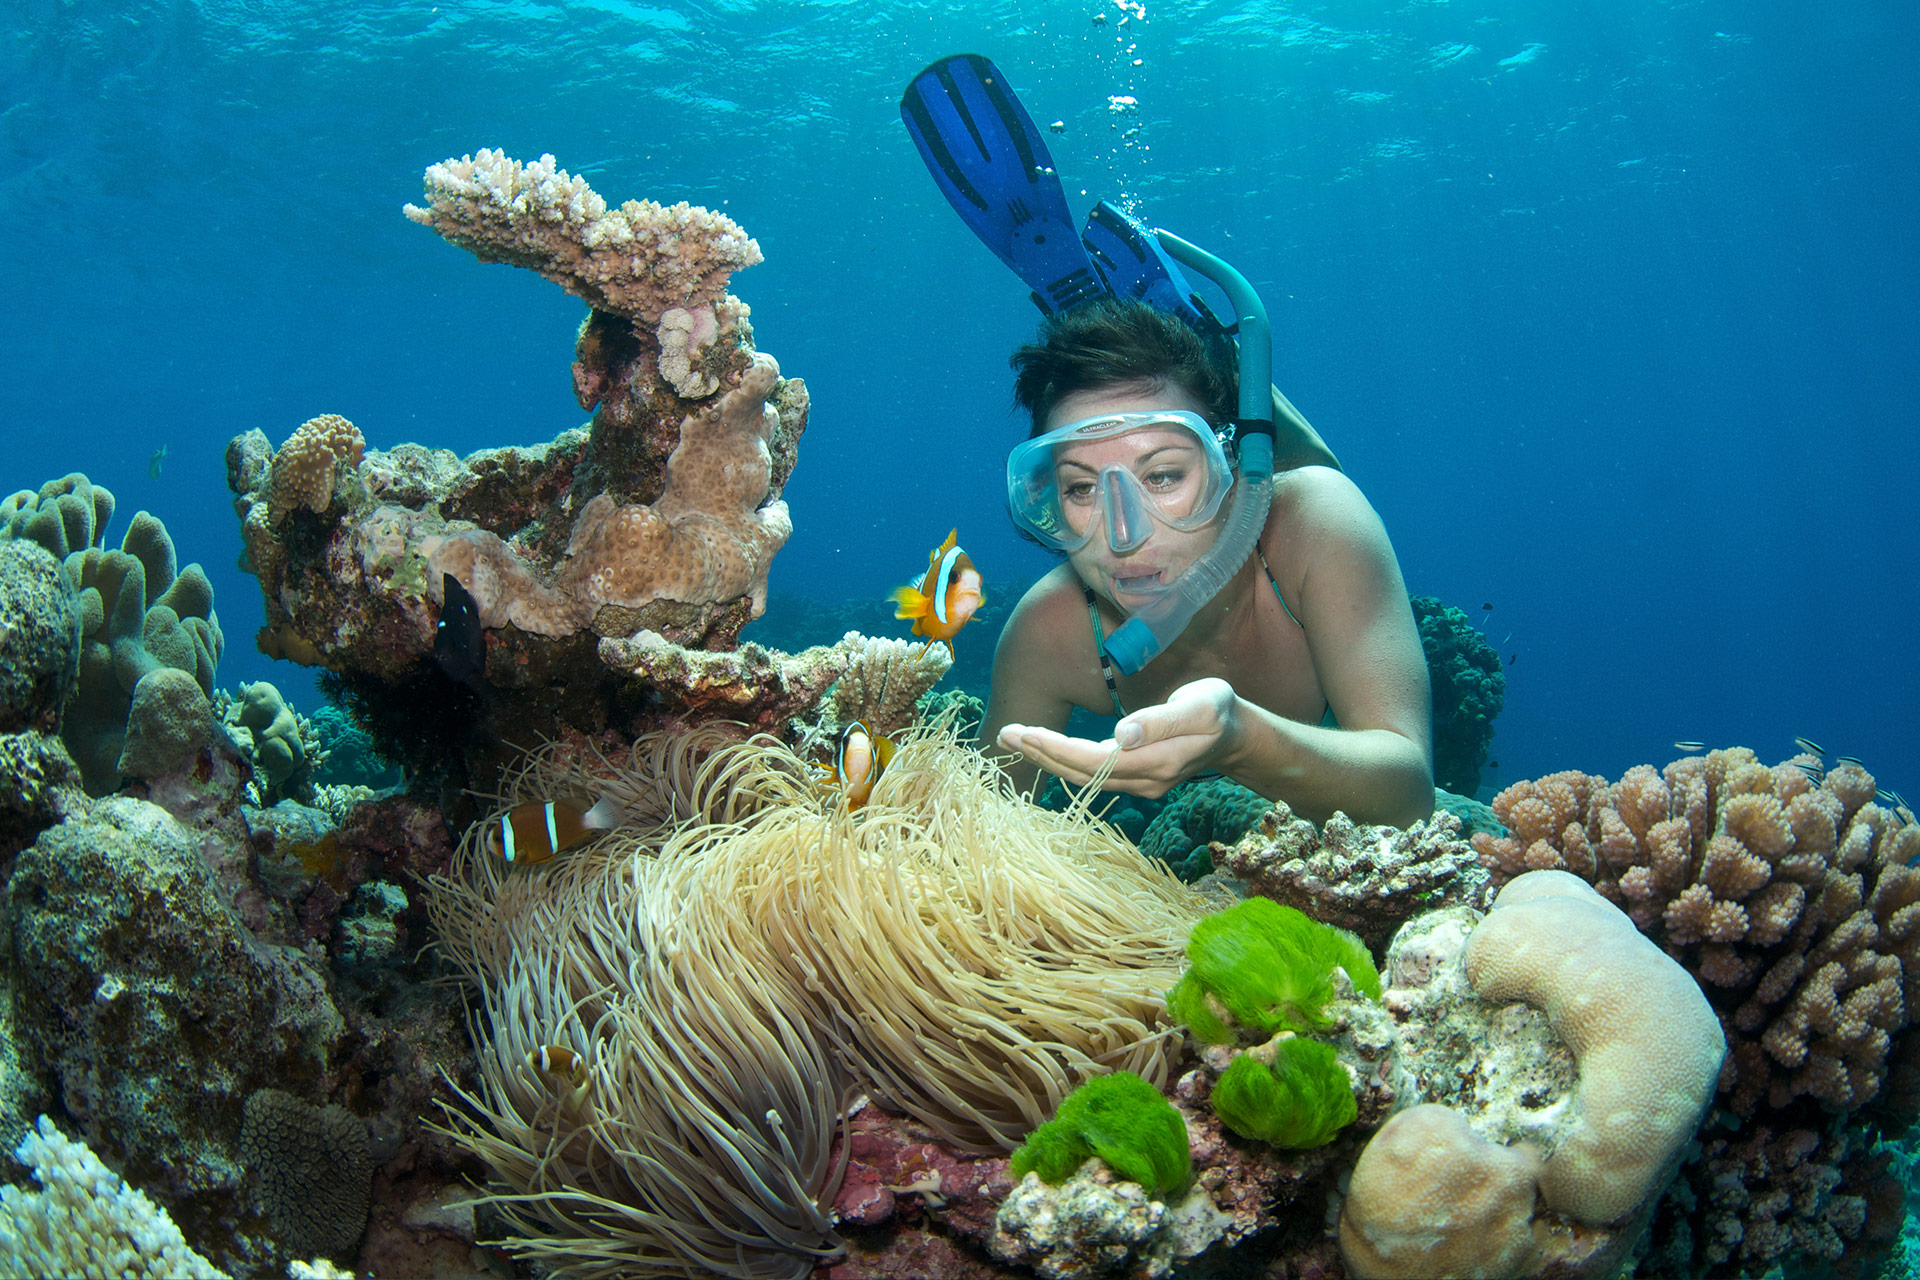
left=4, top=0, right=1915, bottom=800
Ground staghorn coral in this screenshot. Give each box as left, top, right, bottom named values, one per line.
left=427, top=728, right=1215, bottom=1278
left=404, top=149, right=762, bottom=325
left=267, top=415, right=365, bottom=527
left=1216, top=801, right=1490, bottom=949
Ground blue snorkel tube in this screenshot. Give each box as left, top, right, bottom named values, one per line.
left=1098, top=229, right=1277, bottom=675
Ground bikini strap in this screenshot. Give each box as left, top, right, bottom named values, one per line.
left=1083, top=586, right=1128, bottom=718
left=1256, top=547, right=1304, bottom=629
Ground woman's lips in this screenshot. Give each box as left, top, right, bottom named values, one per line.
left=1111, top=569, right=1164, bottom=593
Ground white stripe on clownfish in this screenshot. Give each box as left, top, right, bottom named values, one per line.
left=932, top=543, right=963, bottom=627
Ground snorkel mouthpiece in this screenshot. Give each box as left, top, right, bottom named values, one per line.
left=1101, top=229, right=1278, bottom=675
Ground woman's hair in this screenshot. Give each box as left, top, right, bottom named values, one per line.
left=1010, top=298, right=1238, bottom=436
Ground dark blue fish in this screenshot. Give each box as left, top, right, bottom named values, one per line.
left=148, top=445, right=167, bottom=479
left=435, top=572, right=486, bottom=685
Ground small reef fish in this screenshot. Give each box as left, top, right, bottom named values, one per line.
left=890, top=529, right=985, bottom=659
left=819, top=721, right=897, bottom=810
left=528, top=1044, right=594, bottom=1120
left=435, top=573, right=486, bottom=685
left=1672, top=741, right=1707, bottom=753
left=1836, top=755, right=1867, bottom=768
left=485, top=797, right=619, bottom=865
left=1793, top=736, right=1826, bottom=757
left=148, top=445, right=167, bottom=480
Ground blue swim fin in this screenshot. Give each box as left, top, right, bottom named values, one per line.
left=901, top=54, right=1104, bottom=314
left=1079, top=200, right=1228, bottom=339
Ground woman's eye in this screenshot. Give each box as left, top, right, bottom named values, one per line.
left=1062, top=480, right=1095, bottom=503
left=1144, top=469, right=1186, bottom=488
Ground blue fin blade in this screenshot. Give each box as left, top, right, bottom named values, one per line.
left=901, top=54, right=1104, bottom=313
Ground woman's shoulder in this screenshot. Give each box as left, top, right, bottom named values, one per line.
left=1268, top=464, right=1386, bottom=538
left=1002, top=562, right=1089, bottom=640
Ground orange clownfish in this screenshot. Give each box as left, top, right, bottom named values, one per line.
left=889, top=529, right=985, bottom=658
left=484, top=797, right=619, bottom=866
left=818, top=721, right=897, bottom=809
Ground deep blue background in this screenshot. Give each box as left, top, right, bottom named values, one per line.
left=4, top=0, right=1915, bottom=800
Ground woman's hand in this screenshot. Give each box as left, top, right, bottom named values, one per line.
left=995, top=678, right=1242, bottom=798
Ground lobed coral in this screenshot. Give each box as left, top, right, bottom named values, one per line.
left=2, top=474, right=222, bottom=794
left=1139, top=776, right=1271, bottom=880
left=267, top=415, right=365, bottom=527
left=403, top=149, right=762, bottom=325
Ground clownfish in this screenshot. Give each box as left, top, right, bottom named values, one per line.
left=528, top=1044, right=594, bottom=1121
left=484, top=797, right=619, bottom=866
left=889, top=529, right=985, bottom=658
left=818, top=721, right=897, bottom=809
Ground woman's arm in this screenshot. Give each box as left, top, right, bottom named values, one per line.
left=979, top=569, right=1084, bottom=797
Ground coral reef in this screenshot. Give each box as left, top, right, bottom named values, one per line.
left=0, top=1115, right=230, bottom=1280
left=403, top=149, right=761, bottom=325
left=0, top=537, right=80, bottom=735
left=822, top=632, right=955, bottom=739
left=2, top=475, right=223, bottom=795
left=116, top=667, right=223, bottom=782
left=1409, top=594, right=1505, bottom=796
left=1474, top=747, right=1920, bottom=1274
left=1216, top=801, right=1490, bottom=949
left=1139, top=776, right=1271, bottom=880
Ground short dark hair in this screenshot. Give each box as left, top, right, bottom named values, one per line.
left=1009, top=298, right=1237, bottom=437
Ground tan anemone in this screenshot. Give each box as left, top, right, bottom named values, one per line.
left=429, top=727, right=1217, bottom=1278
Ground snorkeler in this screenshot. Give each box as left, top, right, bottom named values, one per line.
left=903, top=55, right=1433, bottom=825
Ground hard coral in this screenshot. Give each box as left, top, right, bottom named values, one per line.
left=1409, top=594, right=1505, bottom=796
left=1472, top=748, right=1920, bottom=1120
left=1217, top=801, right=1489, bottom=949
left=404, top=149, right=762, bottom=324
left=1464, top=870, right=1725, bottom=1224
left=239, top=1088, right=373, bottom=1261
left=268, top=414, right=365, bottom=527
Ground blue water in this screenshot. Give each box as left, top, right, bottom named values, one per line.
left=4, top=0, right=1915, bottom=799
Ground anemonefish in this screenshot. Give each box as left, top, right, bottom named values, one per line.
left=527, top=1044, right=594, bottom=1121
left=485, top=797, right=619, bottom=866
left=889, top=529, right=985, bottom=658
left=819, top=721, right=897, bottom=809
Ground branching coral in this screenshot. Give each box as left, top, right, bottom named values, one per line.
left=428, top=729, right=1216, bottom=1277
left=820, top=631, right=954, bottom=739
left=403, top=150, right=762, bottom=325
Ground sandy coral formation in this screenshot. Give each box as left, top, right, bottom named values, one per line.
left=1465, top=871, right=1726, bottom=1224
left=597, top=628, right=858, bottom=734
left=0, top=537, right=80, bottom=734
left=404, top=149, right=762, bottom=324
left=115, top=666, right=221, bottom=781
left=1217, top=801, right=1490, bottom=948
left=267, top=414, right=365, bottom=526
left=657, top=304, right=723, bottom=397
left=0, top=1115, right=231, bottom=1280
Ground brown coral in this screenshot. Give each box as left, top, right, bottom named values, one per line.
left=1471, top=748, right=1920, bottom=1127
left=268, top=414, right=365, bottom=526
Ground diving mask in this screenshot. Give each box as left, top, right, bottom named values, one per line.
left=1006, top=410, right=1234, bottom=554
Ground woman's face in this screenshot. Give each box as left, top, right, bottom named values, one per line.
left=1045, top=383, right=1225, bottom=611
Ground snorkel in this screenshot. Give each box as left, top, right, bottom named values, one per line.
left=1098, top=230, right=1276, bottom=675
